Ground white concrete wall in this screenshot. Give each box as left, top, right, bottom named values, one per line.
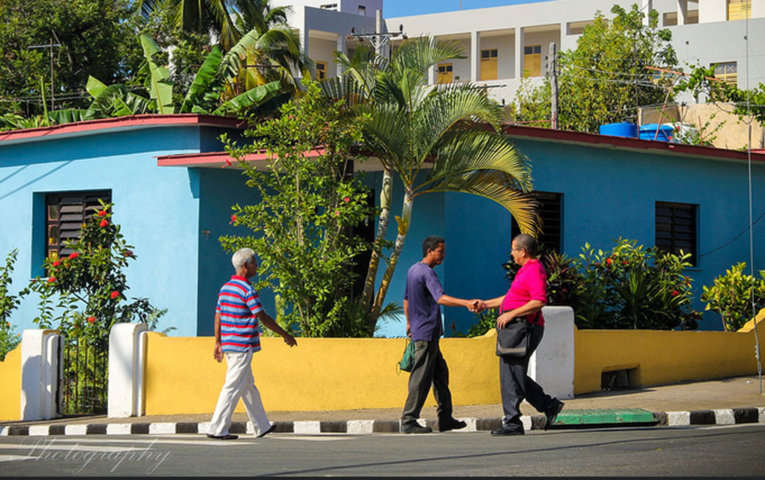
left=20, top=330, right=60, bottom=421
left=699, top=0, right=727, bottom=23
left=529, top=306, right=575, bottom=400
left=479, top=33, right=516, bottom=80
left=522, top=29, right=561, bottom=77
left=108, top=323, right=148, bottom=418
left=309, top=37, right=340, bottom=79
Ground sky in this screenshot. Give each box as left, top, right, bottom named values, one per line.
left=383, top=0, right=552, bottom=18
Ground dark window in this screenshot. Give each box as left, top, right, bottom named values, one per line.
left=45, top=190, right=111, bottom=261
left=524, top=45, right=542, bottom=55
left=511, top=191, right=563, bottom=253
left=655, top=201, right=697, bottom=265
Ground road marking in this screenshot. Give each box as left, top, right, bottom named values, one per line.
left=3, top=437, right=259, bottom=447
left=0, top=454, right=36, bottom=462
left=270, top=435, right=353, bottom=441
left=0, top=443, right=145, bottom=452
left=701, top=423, right=765, bottom=431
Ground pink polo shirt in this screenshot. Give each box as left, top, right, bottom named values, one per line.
left=500, top=258, right=547, bottom=326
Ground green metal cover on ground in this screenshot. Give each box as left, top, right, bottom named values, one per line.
left=553, top=408, right=656, bottom=425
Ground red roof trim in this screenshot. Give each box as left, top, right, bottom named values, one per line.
left=157, top=148, right=327, bottom=167
left=0, top=114, right=244, bottom=143
left=501, top=124, right=765, bottom=163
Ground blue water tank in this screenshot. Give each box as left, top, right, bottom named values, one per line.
left=599, top=122, right=638, bottom=138
left=639, top=123, right=674, bottom=142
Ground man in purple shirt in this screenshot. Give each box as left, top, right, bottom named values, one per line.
left=401, top=236, right=481, bottom=434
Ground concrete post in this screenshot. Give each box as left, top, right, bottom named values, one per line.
left=528, top=306, right=575, bottom=400
left=20, top=329, right=60, bottom=421
left=470, top=31, right=480, bottom=82
left=336, top=34, right=346, bottom=77
left=677, top=0, right=688, bottom=25
left=108, top=323, right=148, bottom=418
left=515, top=27, right=522, bottom=79
left=642, top=0, right=654, bottom=25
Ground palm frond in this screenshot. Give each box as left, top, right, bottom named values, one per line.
left=391, top=36, right=465, bottom=76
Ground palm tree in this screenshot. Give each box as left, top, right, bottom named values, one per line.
left=323, top=37, right=539, bottom=332
left=137, top=0, right=240, bottom=50
left=219, top=0, right=310, bottom=97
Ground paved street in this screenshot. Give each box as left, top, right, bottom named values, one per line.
left=0, top=424, right=763, bottom=477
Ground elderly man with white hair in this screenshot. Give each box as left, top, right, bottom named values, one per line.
left=207, top=248, right=297, bottom=440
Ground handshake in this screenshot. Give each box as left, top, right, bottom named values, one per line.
left=467, top=299, right=488, bottom=313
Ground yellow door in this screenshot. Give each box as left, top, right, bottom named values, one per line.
left=316, top=61, right=327, bottom=80
left=523, top=45, right=541, bottom=78
left=437, top=63, right=453, bottom=84
left=480, top=49, right=498, bottom=81
left=728, top=0, right=751, bottom=20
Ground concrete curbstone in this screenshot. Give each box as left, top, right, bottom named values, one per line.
left=652, top=412, right=668, bottom=426
left=28, top=425, right=50, bottom=436
left=732, top=408, right=758, bottom=424
left=460, top=418, right=478, bottom=432
left=666, top=411, right=690, bottom=426
left=689, top=410, right=716, bottom=425
left=347, top=420, right=374, bottom=434
left=106, top=423, right=132, bottom=435
left=64, top=424, right=87, bottom=436
left=713, top=409, right=735, bottom=425
left=320, top=421, right=347, bottom=433
left=86, top=424, right=107, bottom=435
left=0, top=426, right=7, bottom=436
left=293, top=421, right=321, bottom=434
left=148, top=422, right=176, bottom=435
left=759, top=407, right=765, bottom=424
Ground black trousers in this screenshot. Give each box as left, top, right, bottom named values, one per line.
left=499, top=323, right=555, bottom=424
left=401, top=339, right=453, bottom=424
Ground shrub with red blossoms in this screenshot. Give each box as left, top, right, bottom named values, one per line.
left=99, top=219, right=108, bottom=228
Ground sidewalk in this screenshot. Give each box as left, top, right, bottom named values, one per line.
left=2, top=376, right=764, bottom=435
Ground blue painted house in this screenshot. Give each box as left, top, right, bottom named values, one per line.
left=1, top=115, right=763, bottom=336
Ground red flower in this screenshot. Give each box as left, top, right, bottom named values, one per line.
left=343, top=196, right=350, bottom=203
left=334, top=210, right=340, bottom=216
left=48, top=277, right=56, bottom=283
left=622, top=260, right=628, bottom=266
left=110, top=291, right=120, bottom=299
left=224, top=158, right=232, bottom=167
left=87, top=316, right=96, bottom=324
left=672, top=290, right=679, bottom=297
left=605, top=258, right=612, bottom=266
left=52, top=260, right=61, bottom=267
left=230, top=214, right=237, bottom=225
left=99, top=219, right=108, bottom=228
left=68, top=252, right=79, bottom=260
left=124, top=249, right=134, bottom=258
left=97, top=210, right=107, bottom=217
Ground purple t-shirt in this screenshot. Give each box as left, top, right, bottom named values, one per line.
left=404, top=262, right=445, bottom=341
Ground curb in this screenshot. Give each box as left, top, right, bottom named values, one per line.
left=1, top=408, right=763, bottom=437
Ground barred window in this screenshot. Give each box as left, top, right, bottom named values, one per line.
left=45, top=190, right=111, bottom=261
left=655, top=201, right=697, bottom=266
left=511, top=191, right=563, bottom=253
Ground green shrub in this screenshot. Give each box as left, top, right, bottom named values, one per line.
left=0, top=249, right=21, bottom=360
left=701, top=262, right=765, bottom=331
left=469, top=238, right=700, bottom=333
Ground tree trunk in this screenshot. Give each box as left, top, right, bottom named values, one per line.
left=369, top=188, right=413, bottom=327
left=360, top=168, right=393, bottom=322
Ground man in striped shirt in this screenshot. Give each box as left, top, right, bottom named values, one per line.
left=208, top=248, right=297, bottom=440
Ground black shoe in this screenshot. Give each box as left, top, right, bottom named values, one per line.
left=438, top=417, right=467, bottom=432
left=545, top=399, right=565, bottom=431
left=401, top=422, right=432, bottom=434
left=207, top=433, right=238, bottom=440
left=256, top=424, right=275, bottom=438
left=491, top=425, right=524, bottom=436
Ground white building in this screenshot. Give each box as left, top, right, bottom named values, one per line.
left=273, top=0, right=764, bottom=106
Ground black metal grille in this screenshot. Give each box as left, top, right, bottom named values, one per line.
left=512, top=191, right=563, bottom=253
left=45, top=190, right=111, bottom=261
left=58, top=336, right=108, bottom=416
left=656, top=201, right=697, bottom=265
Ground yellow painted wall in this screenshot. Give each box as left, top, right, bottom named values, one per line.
left=0, top=345, right=21, bottom=421
left=144, top=309, right=765, bottom=413
left=143, top=332, right=500, bottom=415
left=574, top=309, right=765, bottom=394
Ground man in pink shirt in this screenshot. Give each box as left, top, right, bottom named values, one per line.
left=478, top=234, right=564, bottom=435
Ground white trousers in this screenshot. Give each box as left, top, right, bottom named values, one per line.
left=208, top=350, right=271, bottom=436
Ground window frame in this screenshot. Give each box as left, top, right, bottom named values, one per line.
left=655, top=201, right=698, bottom=267
left=44, top=190, right=112, bottom=267
left=510, top=191, right=563, bottom=254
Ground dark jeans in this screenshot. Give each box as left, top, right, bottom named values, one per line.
left=499, top=323, right=555, bottom=425
left=401, top=339, right=453, bottom=424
